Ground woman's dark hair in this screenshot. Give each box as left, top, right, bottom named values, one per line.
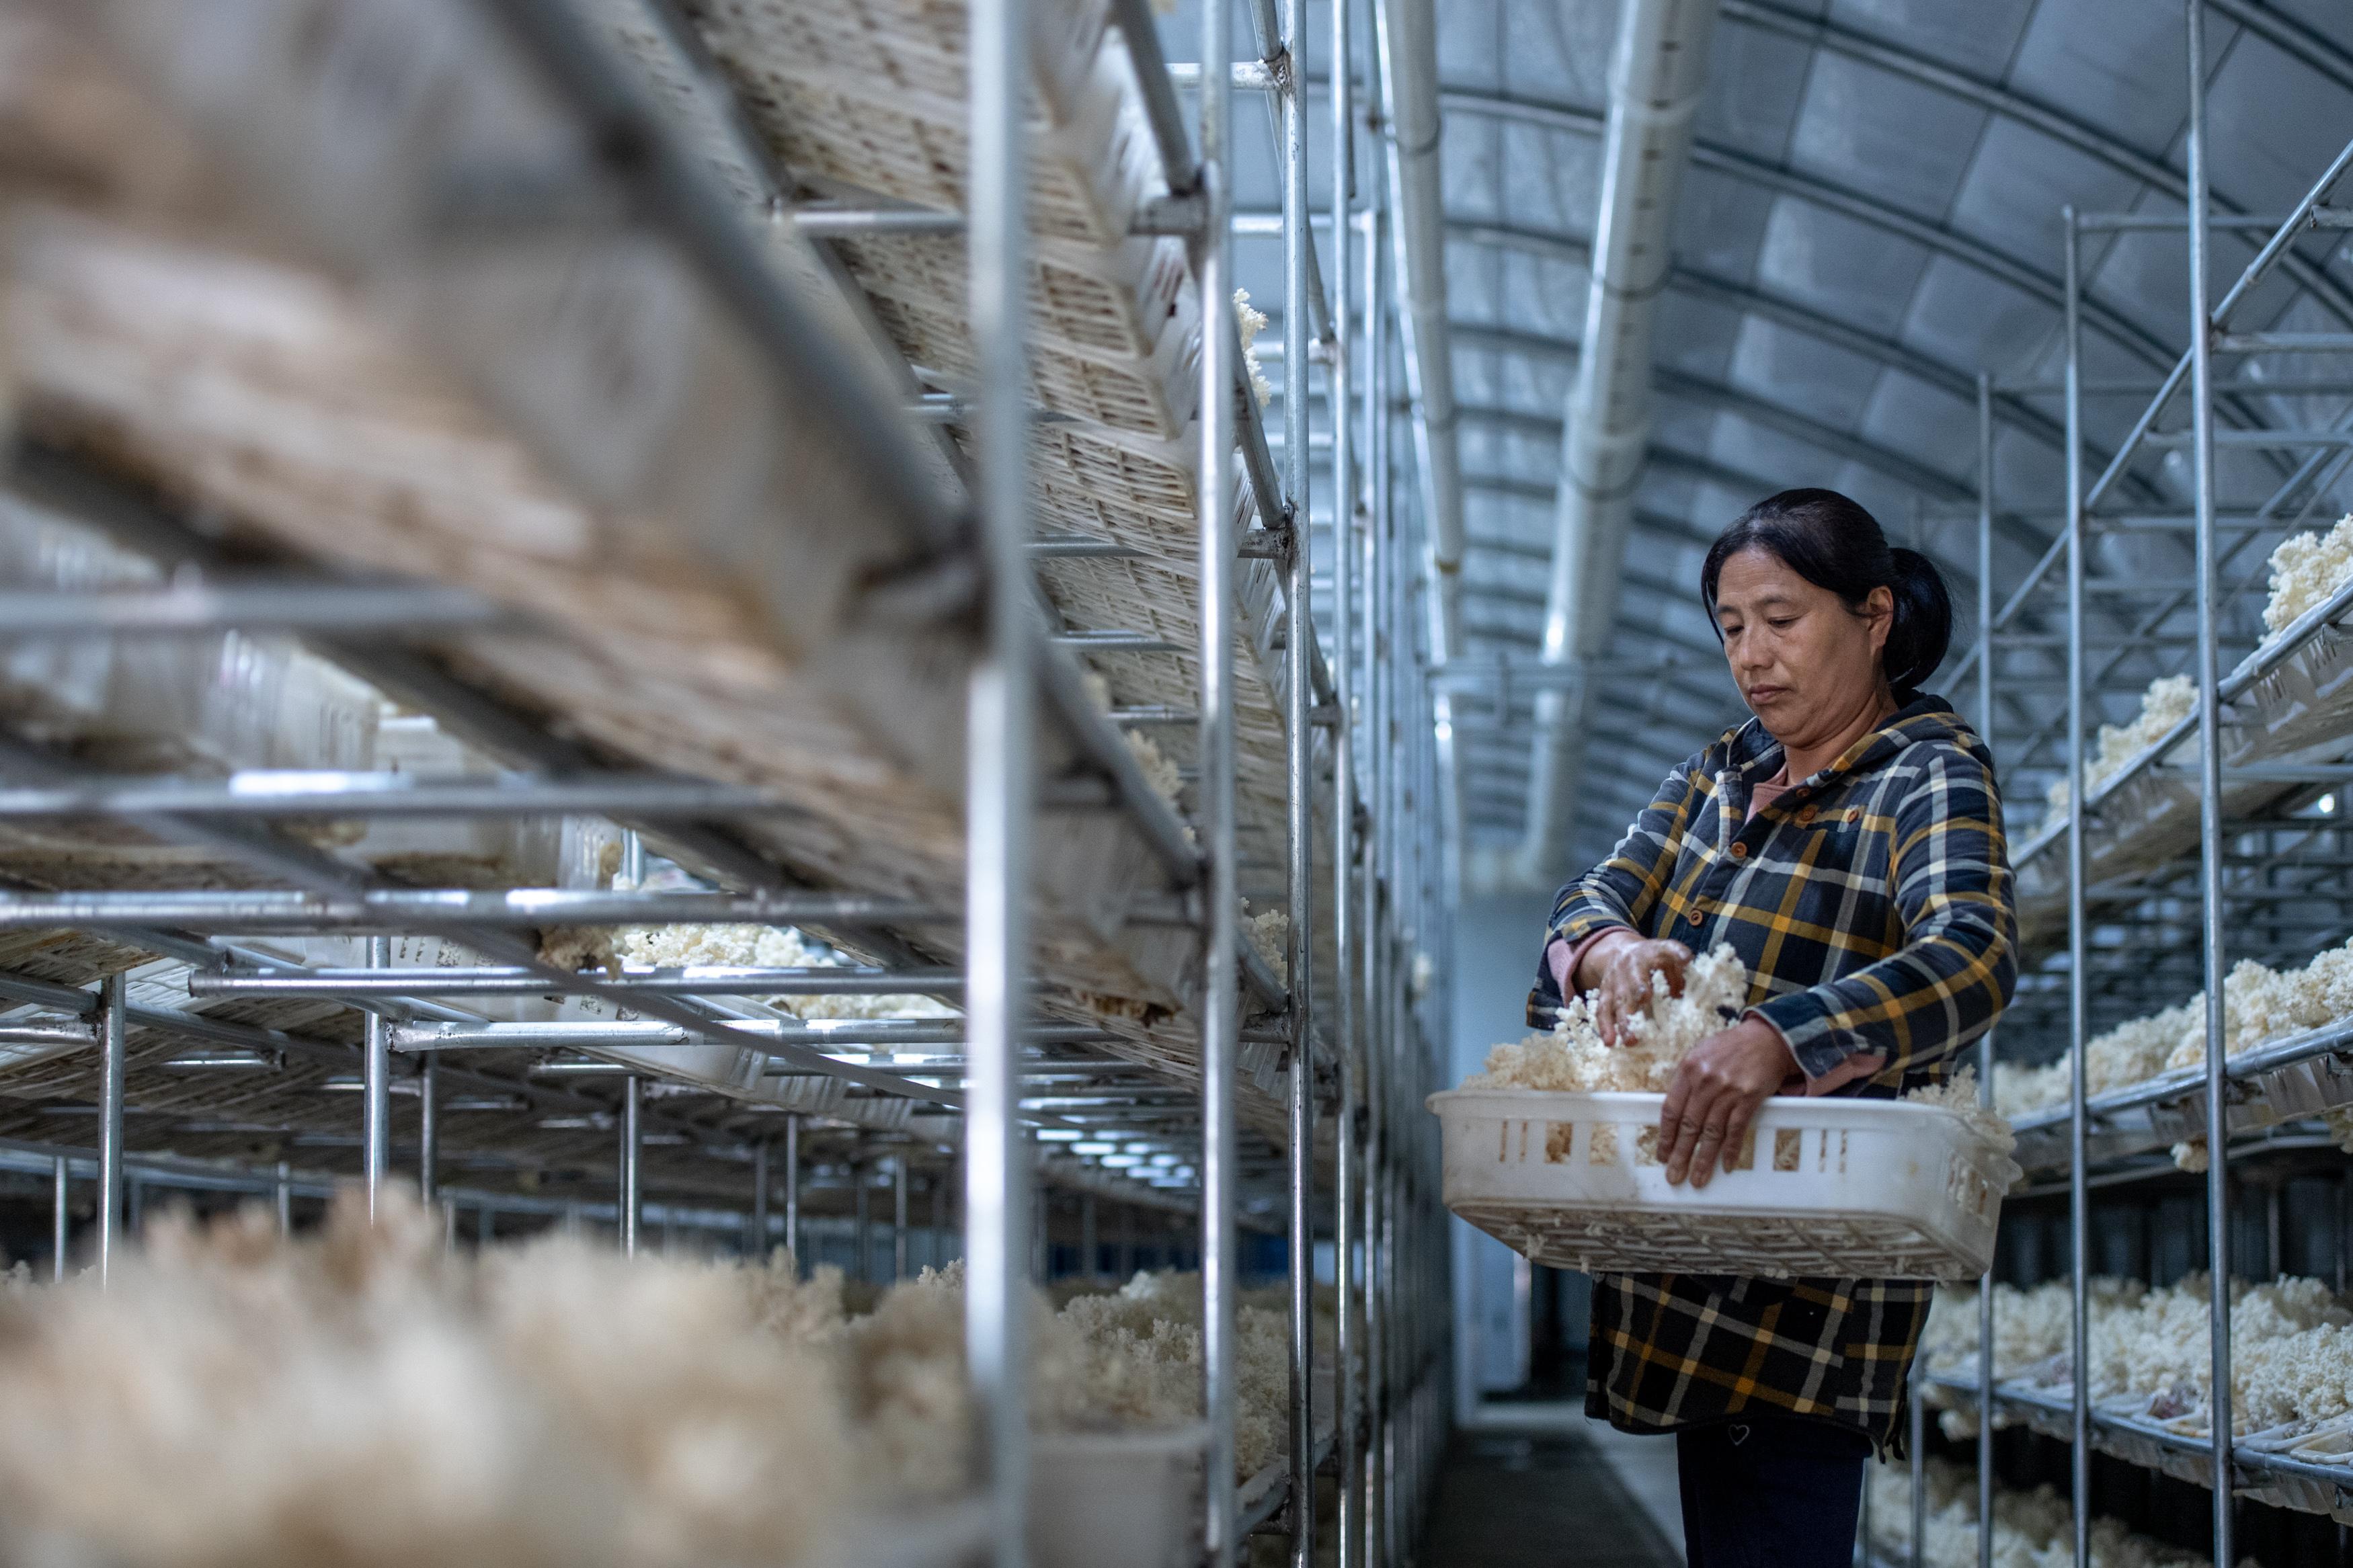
left=1699, top=487, right=1952, bottom=696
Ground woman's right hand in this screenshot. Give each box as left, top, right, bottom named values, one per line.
left=1579, top=933, right=1695, bottom=1046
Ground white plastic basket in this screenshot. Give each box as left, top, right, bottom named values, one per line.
left=1429, top=1089, right=2009, bottom=1281
left=1029, top=1423, right=1207, bottom=1568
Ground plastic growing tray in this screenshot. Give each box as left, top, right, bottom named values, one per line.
left=1429, top=1089, right=2011, bottom=1280
left=1030, top=1424, right=1207, bottom=1568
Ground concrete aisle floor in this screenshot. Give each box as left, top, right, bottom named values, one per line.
left=1419, top=1426, right=1684, bottom=1568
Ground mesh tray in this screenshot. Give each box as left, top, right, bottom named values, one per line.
left=1430, top=1089, right=2010, bottom=1281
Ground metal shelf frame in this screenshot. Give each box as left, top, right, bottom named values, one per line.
left=1954, top=10, right=2353, bottom=1567
left=0, top=0, right=1462, bottom=1565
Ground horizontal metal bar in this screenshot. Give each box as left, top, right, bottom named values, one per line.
left=1108, top=705, right=1201, bottom=725
left=190, top=964, right=963, bottom=999
left=1998, top=378, right=2353, bottom=396
left=2217, top=332, right=2353, bottom=353
left=0, top=585, right=510, bottom=635
left=2143, top=427, right=2353, bottom=448
left=766, top=1058, right=1167, bottom=1081
left=2074, top=206, right=2353, bottom=231
left=0, top=889, right=951, bottom=932
left=1029, top=535, right=1145, bottom=559
left=1161, top=60, right=1279, bottom=92
left=785, top=204, right=964, bottom=236
left=1050, top=630, right=1183, bottom=652
left=391, top=1018, right=966, bottom=1051
left=392, top=1020, right=1115, bottom=1055
left=2154, top=763, right=2353, bottom=784
left=0, top=1022, right=96, bottom=1048
left=0, top=772, right=791, bottom=821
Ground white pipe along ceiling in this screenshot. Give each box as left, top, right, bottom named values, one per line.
left=1376, top=0, right=1464, bottom=664
left=1495, top=0, right=1718, bottom=894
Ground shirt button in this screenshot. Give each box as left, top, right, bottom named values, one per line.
left=1686, top=909, right=1704, bottom=927
left=1730, top=841, right=1749, bottom=859
left=1798, top=805, right=1817, bottom=825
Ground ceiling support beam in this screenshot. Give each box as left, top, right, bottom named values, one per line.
left=1480, top=0, right=1719, bottom=896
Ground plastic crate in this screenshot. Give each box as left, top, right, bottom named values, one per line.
left=1429, top=1089, right=2011, bottom=1281
left=1030, top=1424, right=1206, bottom=1568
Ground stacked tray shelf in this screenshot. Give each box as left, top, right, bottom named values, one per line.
left=2011, top=574, right=2353, bottom=956
left=1924, top=1368, right=2353, bottom=1525
left=2005, top=1014, right=2353, bottom=1173
left=0, top=1, right=1320, bottom=1163
left=0, top=924, right=1203, bottom=1215
left=668, top=0, right=1306, bottom=883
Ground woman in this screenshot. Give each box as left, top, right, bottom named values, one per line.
left=1528, top=489, right=2016, bottom=1567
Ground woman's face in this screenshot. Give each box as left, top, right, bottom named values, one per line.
left=1712, top=546, right=1892, bottom=747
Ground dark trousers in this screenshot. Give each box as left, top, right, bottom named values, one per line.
left=1675, top=1413, right=1872, bottom=1568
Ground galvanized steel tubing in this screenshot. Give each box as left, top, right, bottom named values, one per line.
left=2063, top=204, right=2093, bottom=1568
left=1365, top=188, right=1396, bottom=1568
left=1281, top=0, right=1318, bottom=1551
left=1196, top=0, right=1244, bottom=1551
left=1330, top=0, right=1361, bottom=1556
left=620, top=1074, right=642, bottom=1257
left=95, top=972, right=125, bottom=1288
left=1975, top=369, right=1997, bottom=1568
left=2183, top=8, right=2234, bottom=1561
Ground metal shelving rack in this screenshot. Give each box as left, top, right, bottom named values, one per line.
left=0, top=0, right=1455, bottom=1565
left=1930, top=6, right=2353, bottom=1566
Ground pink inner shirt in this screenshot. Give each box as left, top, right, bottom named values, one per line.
left=1745, top=766, right=1794, bottom=822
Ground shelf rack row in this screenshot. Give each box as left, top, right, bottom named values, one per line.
left=1925, top=6, right=2353, bottom=1567
left=0, top=0, right=1462, bottom=1564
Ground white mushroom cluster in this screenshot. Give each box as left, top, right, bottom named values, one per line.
left=1919, top=1274, right=2353, bottom=1440
left=1865, top=1457, right=2237, bottom=1568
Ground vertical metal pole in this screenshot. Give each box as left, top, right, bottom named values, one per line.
left=1330, top=3, right=1360, bottom=1563
left=1909, top=1362, right=1926, bottom=1568
left=620, top=827, right=645, bottom=887
left=1365, top=188, right=1394, bottom=1568
left=1199, top=0, right=1241, bottom=1551
left=418, top=1057, right=438, bottom=1208
left=95, top=972, right=125, bottom=1288
left=364, top=936, right=389, bottom=1222
left=49, top=1155, right=67, bottom=1282
left=276, top=1159, right=292, bottom=1236
left=752, top=1139, right=770, bottom=1257
left=2184, top=10, right=2233, bottom=1563
left=2063, top=205, right=2091, bottom=1568
left=785, top=1112, right=802, bottom=1268
left=1281, top=0, right=1318, bottom=1548
left=894, top=1154, right=911, bottom=1283
left=931, top=1171, right=947, bottom=1272
left=856, top=1159, right=873, bottom=1282
left=969, top=0, right=1035, bottom=1551
left=1975, top=374, right=1997, bottom=1568
left=1081, top=1190, right=1099, bottom=1283
left=620, top=1073, right=642, bottom=1257
left=1977, top=372, right=1995, bottom=747
left=1033, top=1183, right=1049, bottom=1282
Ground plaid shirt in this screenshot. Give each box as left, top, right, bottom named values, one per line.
left=1529, top=693, right=2016, bottom=1454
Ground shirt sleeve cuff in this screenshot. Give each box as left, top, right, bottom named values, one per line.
left=1747, top=993, right=1861, bottom=1083
left=1547, top=927, right=1626, bottom=999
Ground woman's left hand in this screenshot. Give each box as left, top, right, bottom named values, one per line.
left=1657, top=1018, right=1798, bottom=1188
